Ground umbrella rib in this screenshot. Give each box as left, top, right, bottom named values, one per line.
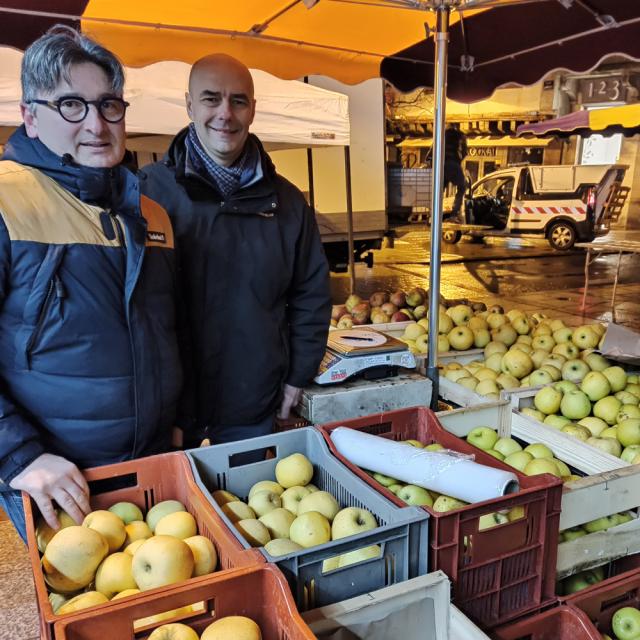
left=474, top=15, right=640, bottom=69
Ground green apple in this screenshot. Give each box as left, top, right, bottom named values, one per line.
left=617, top=419, right=640, bottom=447
left=529, top=369, right=554, bottom=387
left=544, top=414, right=572, bottom=430
left=616, top=391, right=640, bottom=406
left=372, top=473, right=399, bottom=488
left=504, top=451, right=534, bottom=472
left=146, top=500, right=186, bottom=533
left=534, top=387, right=563, bottom=415
left=560, top=390, right=592, bottom=420
left=562, top=572, right=592, bottom=595
left=583, top=352, right=611, bottom=372
left=571, top=325, right=600, bottom=350
left=540, top=364, right=562, bottom=382
left=521, top=407, right=545, bottom=422
left=586, top=436, right=622, bottom=457
left=580, top=371, right=612, bottom=401
left=484, top=341, right=508, bottom=359
left=561, top=359, right=590, bottom=383
left=593, top=396, right=623, bottom=425
left=331, top=507, right=377, bottom=540
left=432, top=495, right=467, bottom=512
left=584, top=515, right=619, bottom=533
left=516, top=334, right=533, bottom=345
left=553, top=327, right=573, bottom=344
left=396, top=485, right=433, bottom=507
left=626, top=383, right=640, bottom=398
left=600, top=366, right=627, bottom=392
left=486, top=449, right=505, bottom=461
left=520, top=375, right=531, bottom=387
left=553, top=342, right=580, bottom=361
left=444, top=368, right=469, bottom=383
left=601, top=426, right=619, bottom=439
left=554, top=380, right=579, bottom=394
left=621, top=445, right=640, bottom=464
left=561, top=424, right=591, bottom=442
left=403, top=439, right=424, bottom=448
left=533, top=323, right=552, bottom=337
left=628, top=375, right=640, bottom=384
left=466, top=427, right=499, bottom=451
left=487, top=312, right=508, bottom=330
left=531, top=349, right=551, bottom=369
left=437, top=334, right=450, bottom=353
left=478, top=512, right=510, bottom=530
left=577, top=416, right=609, bottom=437
left=561, top=527, right=587, bottom=542
left=524, top=443, right=554, bottom=459
left=617, top=512, right=634, bottom=525
left=501, top=349, right=534, bottom=379
left=524, top=458, right=561, bottom=477
left=108, top=502, right=144, bottom=525
left=493, top=437, right=523, bottom=458
left=554, top=459, right=572, bottom=477
left=387, top=484, right=404, bottom=494
left=545, top=353, right=568, bottom=368
left=424, top=443, right=445, bottom=452
left=612, top=607, right=640, bottom=640
left=618, top=405, right=640, bottom=423
left=532, top=334, right=555, bottom=351
left=468, top=316, right=488, bottom=331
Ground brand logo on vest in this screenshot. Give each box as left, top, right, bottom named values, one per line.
left=147, top=231, right=167, bottom=243
left=257, top=212, right=275, bottom=218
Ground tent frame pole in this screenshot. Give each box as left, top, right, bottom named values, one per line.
left=427, top=5, right=450, bottom=410
left=344, top=146, right=356, bottom=294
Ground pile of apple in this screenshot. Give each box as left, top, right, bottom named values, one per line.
left=362, top=438, right=522, bottom=530
left=37, top=499, right=217, bottom=616
left=560, top=511, right=635, bottom=544
left=560, top=565, right=606, bottom=595
left=464, top=426, right=579, bottom=483
left=440, top=306, right=612, bottom=397
left=524, top=367, right=640, bottom=460
left=148, top=616, right=262, bottom=640
left=213, top=453, right=380, bottom=567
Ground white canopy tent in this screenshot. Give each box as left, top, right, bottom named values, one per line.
left=0, top=47, right=350, bottom=148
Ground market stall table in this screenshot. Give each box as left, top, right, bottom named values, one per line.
left=576, top=240, right=640, bottom=321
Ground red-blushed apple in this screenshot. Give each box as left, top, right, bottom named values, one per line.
left=380, top=302, right=398, bottom=317
left=369, top=291, right=389, bottom=308
left=344, top=294, right=362, bottom=312
left=389, top=290, right=406, bottom=308
left=331, top=304, right=348, bottom=321
left=351, top=303, right=371, bottom=325
left=337, top=315, right=354, bottom=329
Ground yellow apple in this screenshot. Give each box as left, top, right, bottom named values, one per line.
left=236, top=519, right=271, bottom=547
left=36, top=509, right=76, bottom=553
left=248, top=490, right=282, bottom=518
left=296, top=491, right=340, bottom=522
left=134, top=607, right=195, bottom=631
left=56, top=591, right=108, bottom=615
left=337, top=545, right=381, bottom=568
left=259, top=508, right=295, bottom=540
left=290, top=512, right=331, bottom=548
left=247, top=481, right=285, bottom=499
left=212, top=490, right=240, bottom=506
left=125, top=539, right=146, bottom=556
left=83, top=510, right=127, bottom=552
left=124, top=520, right=153, bottom=546
left=108, top=502, right=144, bottom=525
left=305, top=483, right=319, bottom=493
left=322, top=555, right=341, bottom=572
left=43, top=526, right=109, bottom=592
left=48, top=592, right=69, bottom=613
left=264, top=538, right=303, bottom=556
left=280, top=486, right=311, bottom=515
left=331, top=508, right=377, bottom=540
left=132, top=536, right=195, bottom=591
left=155, top=511, right=197, bottom=540
left=95, top=551, right=137, bottom=598
left=275, top=453, right=314, bottom=488
left=183, top=535, right=218, bottom=576
left=201, top=616, right=262, bottom=640
left=111, top=588, right=141, bottom=600
left=221, top=501, right=256, bottom=523
left=146, top=500, right=186, bottom=533
left=148, top=623, right=200, bottom=640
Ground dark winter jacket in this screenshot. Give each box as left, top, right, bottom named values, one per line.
left=0, top=127, right=182, bottom=484
left=140, top=129, right=331, bottom=432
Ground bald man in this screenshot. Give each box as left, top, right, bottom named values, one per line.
left=140, top=54, right=331, bottom=451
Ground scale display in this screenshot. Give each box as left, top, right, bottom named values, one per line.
left=315, top=329, right=416, bottom=385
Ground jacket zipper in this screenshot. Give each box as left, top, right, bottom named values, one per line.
left=26, top=277, right=64, bottom=368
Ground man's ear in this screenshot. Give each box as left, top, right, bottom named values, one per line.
left=185, top=92, right=193, bottom=120
left=21, top=103, right=39, bottom=138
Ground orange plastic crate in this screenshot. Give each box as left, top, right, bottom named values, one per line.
left=318, top=407, right=563, bottom=629
left=23, top=451, right=264, bottom=640
left=54, top=564, right=313, bottom=640
left=491, top=605, right=601, bottom=640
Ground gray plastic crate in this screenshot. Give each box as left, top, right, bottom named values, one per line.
left=187, top=427, right=429, bottom=610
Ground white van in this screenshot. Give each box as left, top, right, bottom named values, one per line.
left=442, top=164, right=629, bottom=250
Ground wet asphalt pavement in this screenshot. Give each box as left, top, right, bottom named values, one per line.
left=330, top=225, right=640, bottom=331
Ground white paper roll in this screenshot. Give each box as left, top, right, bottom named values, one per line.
left=330, top=427, right=519, bottom=504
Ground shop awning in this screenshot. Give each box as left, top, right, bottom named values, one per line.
left=397, top=135, right=552, bottom=148
left=517, top=104, right=640, bottom=138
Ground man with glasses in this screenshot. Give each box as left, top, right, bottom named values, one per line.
left=0, top=25, right=182, bottom=541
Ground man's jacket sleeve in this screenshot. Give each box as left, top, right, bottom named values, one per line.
left=0, top=219, right=45, bottom=483
left=285, top=203, right=332, bottom=389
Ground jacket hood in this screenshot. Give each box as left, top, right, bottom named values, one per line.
left=2, top=125, right=139, bottom=214
left=164, top=127, right=278, bottom=182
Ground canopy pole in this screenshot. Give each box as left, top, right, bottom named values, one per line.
left=427, top=5, right=450, bottom=410
left=307, top=148, right=316, bottom=210
left=344, top=146, right=356, bottom=294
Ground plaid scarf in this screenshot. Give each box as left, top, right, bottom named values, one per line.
left=186, top=123, right=259, bottom=197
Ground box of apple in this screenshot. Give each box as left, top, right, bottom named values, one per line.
left=439, top=305, right=610, bottom=401
left=24, top=452, right=262, bottom=640
left=187, top=427, right=429, bottom=610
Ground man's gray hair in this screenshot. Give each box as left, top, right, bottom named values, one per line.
left=21, top=24, right=125, bottom=103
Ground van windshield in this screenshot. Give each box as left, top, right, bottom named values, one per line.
left=473, top=176, right=515, bottom=203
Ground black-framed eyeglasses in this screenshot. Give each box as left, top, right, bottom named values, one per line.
left=27, top=96, right=130, bottom=123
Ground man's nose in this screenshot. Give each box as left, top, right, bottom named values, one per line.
left=84, top=104, right=108, bottom=132
left=216, top=98, right=233, bottom=119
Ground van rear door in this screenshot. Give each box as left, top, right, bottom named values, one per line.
left=593, top=166, right=628, bottom=232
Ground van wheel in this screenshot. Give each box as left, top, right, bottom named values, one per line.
left=548, top=222, right=576, bottom=250
left=443, top=229, right=462, bottom=244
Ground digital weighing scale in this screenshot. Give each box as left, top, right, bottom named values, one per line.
left=314, top=328, right=417, bottom=385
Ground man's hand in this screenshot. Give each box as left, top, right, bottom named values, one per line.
left=277, top=384, right=303, bottom=420
left=9, top=453, right=90, bottom=530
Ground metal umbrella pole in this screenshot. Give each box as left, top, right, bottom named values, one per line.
left=426, top=4, right=450, bottom=410
left=344, top=146, right=356, bottom=294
